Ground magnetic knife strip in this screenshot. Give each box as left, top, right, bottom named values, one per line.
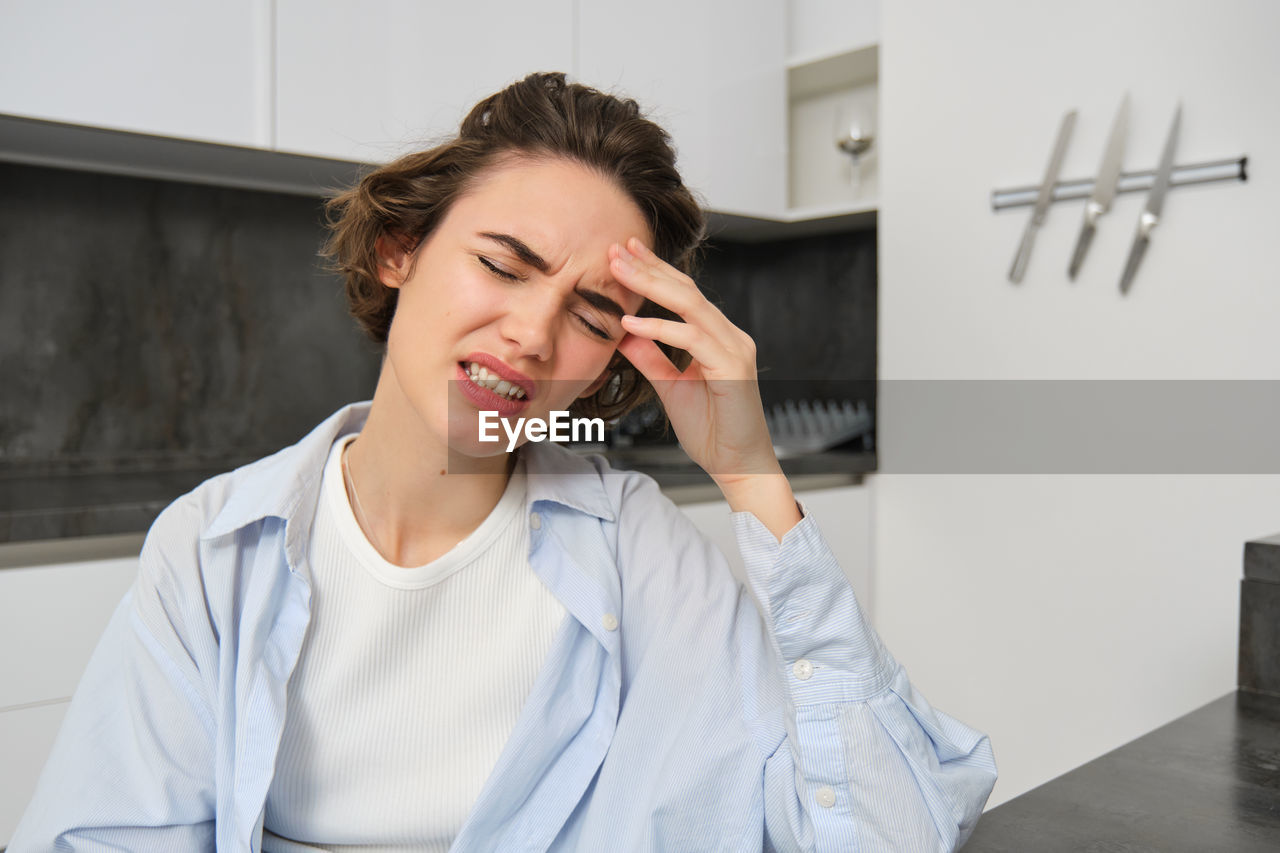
left=993, top=98, right=1246, bottom=293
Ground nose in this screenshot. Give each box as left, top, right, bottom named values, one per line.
left=499, top=288, right=558, bottom=362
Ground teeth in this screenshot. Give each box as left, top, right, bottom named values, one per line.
left=463, top=362, right=526, bottom=400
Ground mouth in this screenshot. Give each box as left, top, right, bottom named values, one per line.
left=456, top=355, right=537, bottom=418
left=459, top=360, right=531, bottom=401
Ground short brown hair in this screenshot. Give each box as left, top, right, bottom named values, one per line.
left=323, top=71, right=706, bottom=420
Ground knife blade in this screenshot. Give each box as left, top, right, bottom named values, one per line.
left=1009, top=110, right=1077, bottom=283
left=1119, top=103, right=1181, bottom=294
left=1068, top=94, right=1130, bottom=280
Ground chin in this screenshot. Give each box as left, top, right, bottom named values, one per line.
left=448, top=437, right=515, bottom=460
left=444, top=411, right=516, bottom=462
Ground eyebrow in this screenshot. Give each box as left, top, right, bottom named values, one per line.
left=479, top=231, right=628, bottom=320
left=577, top=288, right=627, bottom=320
left=480, top=232, right=549, bottom=273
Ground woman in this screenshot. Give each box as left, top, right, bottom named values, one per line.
left=12, top=73, right=995, bottom=852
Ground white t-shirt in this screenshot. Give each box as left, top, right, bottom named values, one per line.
left=262, top=436, right=566, bottom=852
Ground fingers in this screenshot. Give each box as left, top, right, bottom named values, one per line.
left=616, top=333, right=682, bottom=384
left=620, top=315, right=731, bottom=376
left=610, top=239, right=757, bottom=372
left=610, top=240, right=720, bottom=328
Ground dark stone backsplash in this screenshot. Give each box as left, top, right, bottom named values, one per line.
left=0, top=161, right=875, bottom=540
left=700, top=229, right=877, bottom=405
left=0, top=162, right=382, bottom=476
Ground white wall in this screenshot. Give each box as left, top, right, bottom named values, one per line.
left=877, top=0, right=1280, bottom=806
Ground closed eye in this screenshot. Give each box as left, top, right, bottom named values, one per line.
left=478, top=256, right=520, bottom=281
left=576, top=313, right=612, bottom=340
left=480, top=254, right=612, bottom=340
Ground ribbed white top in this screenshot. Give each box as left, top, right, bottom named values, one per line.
left=262, top=435, right=566, bottom=852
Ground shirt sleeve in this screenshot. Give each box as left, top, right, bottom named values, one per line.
left=8, top=505, right=218, bottom=851
left=733, top=505, right=997, bottom=853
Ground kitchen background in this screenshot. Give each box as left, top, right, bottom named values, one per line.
left=1, top=0, right=1279, bottom=844
left=0, top=161, right=876, bottom=541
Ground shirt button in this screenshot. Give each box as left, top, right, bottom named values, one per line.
left=602, top=613, right=619, bottom=631
left=530, top=512, right=541, bottom=530
left=815, top=786, right=836, bottom=808
left=792, top=659, right=814, bottom=681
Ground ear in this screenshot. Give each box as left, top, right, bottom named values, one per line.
left=375, top=233, right=414, bottom=289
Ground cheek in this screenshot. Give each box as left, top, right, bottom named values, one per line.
left=429, top=278, right=510, bottom=340
left=570, top=337, right=616, bottom=372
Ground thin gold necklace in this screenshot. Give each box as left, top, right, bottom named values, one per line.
left=341, top=439, right=386, bottom=556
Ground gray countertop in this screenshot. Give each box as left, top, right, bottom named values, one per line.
left=965, top=690, right=1280, bottom=852
left=0, top=448, right=874, bottom=562
left=601, top=447, right=873, bottom=502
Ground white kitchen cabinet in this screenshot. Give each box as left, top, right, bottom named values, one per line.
left=0, top=558, right=138, bottom=712
left=274, top=0, right=575, bottom=164
left=679, top=483, right=872, bottom=611
left=576, top=0, right=788, bottom=219
left=0, top=700, right=69, bottom=846
left=0, top=557, right=137, bottom=847
left=0, top=0, right=269, bottom=147
left=787, top=0, right=879, bottom=64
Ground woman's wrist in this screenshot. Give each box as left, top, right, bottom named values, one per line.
left=714, top=470, right=802, bottom=542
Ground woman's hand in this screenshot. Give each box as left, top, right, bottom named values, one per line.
left=610, top=238, right=801, bottom=539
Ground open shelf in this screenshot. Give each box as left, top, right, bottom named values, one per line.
left=785, top=43, right=879, bottom=218
left=787, top=43, right=879, bottom=99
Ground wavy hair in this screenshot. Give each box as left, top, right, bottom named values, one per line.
left=323, top=72, right=706, bottom=420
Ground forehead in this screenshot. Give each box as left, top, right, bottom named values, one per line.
left=449, top=156, right=652, bottom=251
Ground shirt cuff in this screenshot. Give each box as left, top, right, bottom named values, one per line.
left=731, top=502, right=896, bottom=704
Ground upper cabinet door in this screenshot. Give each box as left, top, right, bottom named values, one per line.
left=275, top=0, right=575, bottom=164
left=0, top=0, right=268, bottom=146
left=577, top=0, right=787, bottom=218
left=788, top=0, right=879, bottom=61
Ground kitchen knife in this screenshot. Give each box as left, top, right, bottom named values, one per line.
left=1068, top=94, right=1130, bottom=279
left=1119, top=103, right=1181, bottom=294
left=1009, top=109, right=1077, bottom=284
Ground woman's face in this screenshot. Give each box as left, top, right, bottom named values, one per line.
left=377, top=155, right=650, bottom=460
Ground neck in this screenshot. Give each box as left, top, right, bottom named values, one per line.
left=345, top=365, right=513, bottom=567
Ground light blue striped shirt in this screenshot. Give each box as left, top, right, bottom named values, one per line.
left=12, top=403, right=996, bottom=852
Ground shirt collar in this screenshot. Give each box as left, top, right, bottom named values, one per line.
left=521, top=441, right=617, bottom=523
left=202, top=402, right=617, bottom=542
left=203, top=402, right=368, bottom=541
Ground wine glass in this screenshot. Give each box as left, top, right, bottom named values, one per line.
left=834, top=103, right=874, bottom=194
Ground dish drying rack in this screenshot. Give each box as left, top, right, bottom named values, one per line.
left=764, top=399, right=873, bottom=457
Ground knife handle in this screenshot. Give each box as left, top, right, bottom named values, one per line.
left=1067, top=222, right=1096, bottom=281
left=1119, top=234, right=1149, bottom=294
left=1009, top=221, right=1038, bottom=283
